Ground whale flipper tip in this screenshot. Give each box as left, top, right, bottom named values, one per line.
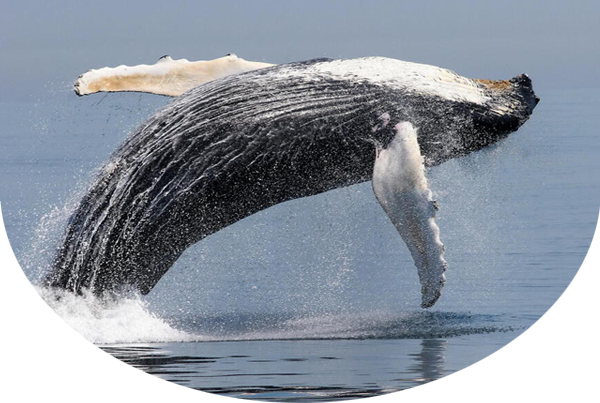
left=421, top=289, right=442, bottom=309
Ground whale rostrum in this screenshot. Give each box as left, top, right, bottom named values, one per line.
left=47, top=56, right=539, bottom=308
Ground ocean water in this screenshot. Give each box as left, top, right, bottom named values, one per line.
left=0, top=85, right=598, bottom=401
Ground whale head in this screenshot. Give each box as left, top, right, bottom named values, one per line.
left=435, top=73, right=540, bottom=164
left=412, top=74, right=540, bottom=166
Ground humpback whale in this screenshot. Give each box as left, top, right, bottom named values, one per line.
left=46, top=55, right=538, bottom=308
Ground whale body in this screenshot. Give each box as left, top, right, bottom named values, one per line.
left=45, top=57, right=538, bottom=308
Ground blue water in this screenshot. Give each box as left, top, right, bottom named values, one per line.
left=0, top=85, right=598, bottom=401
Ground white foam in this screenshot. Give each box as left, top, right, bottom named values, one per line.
left=36, top=286, right=200, bottom=344
left=33, top=284, right=505, bottom=344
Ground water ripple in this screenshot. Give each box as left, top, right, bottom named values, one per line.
left=0, top=339, right=545, bottom=402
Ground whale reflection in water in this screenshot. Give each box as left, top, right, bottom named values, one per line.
left=0, top=339, right=545, bottom=402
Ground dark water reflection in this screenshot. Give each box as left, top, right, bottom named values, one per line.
left=0, top=339, right=545, bottom=402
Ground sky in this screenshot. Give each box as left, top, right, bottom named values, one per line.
left=1, top=0, right=599, bottom=100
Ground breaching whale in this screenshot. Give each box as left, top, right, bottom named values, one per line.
left=46, top=55, right=539, bottom=308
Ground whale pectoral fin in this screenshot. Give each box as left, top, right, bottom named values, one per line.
left=74, top=54, right=275, bottom=97
left=372, top=122, right=447, bottom=308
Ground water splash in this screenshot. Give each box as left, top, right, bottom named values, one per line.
left=175, top=310, right=518, bottom=342
left=36, top=286, right=197, bottom=344
left=34, top=284, right=516, bottom=345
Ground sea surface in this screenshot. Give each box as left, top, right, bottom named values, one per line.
left=0, top=86, right=598, bottom=401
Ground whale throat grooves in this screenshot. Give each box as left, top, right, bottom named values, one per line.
left=46, top=65, right=382, bottom=295
left=44, top=58, right=538, bottom=297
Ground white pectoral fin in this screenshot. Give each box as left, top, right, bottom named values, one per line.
left=74, top=54, right=275, bottom=97
left=372, top=122, right=447, bottom=308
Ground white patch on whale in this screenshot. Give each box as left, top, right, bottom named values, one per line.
left=74, top=54, right=274, bottom=97
left=74, top=55, right=488, bottom=105
left=73, top=54, right=528, bottom=119
left=272, top=57, right=490, bottom=105
left=372, top=122, right=447, bottom=308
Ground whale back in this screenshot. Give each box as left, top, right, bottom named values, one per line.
left=46, top=58, right=537, bottom=295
